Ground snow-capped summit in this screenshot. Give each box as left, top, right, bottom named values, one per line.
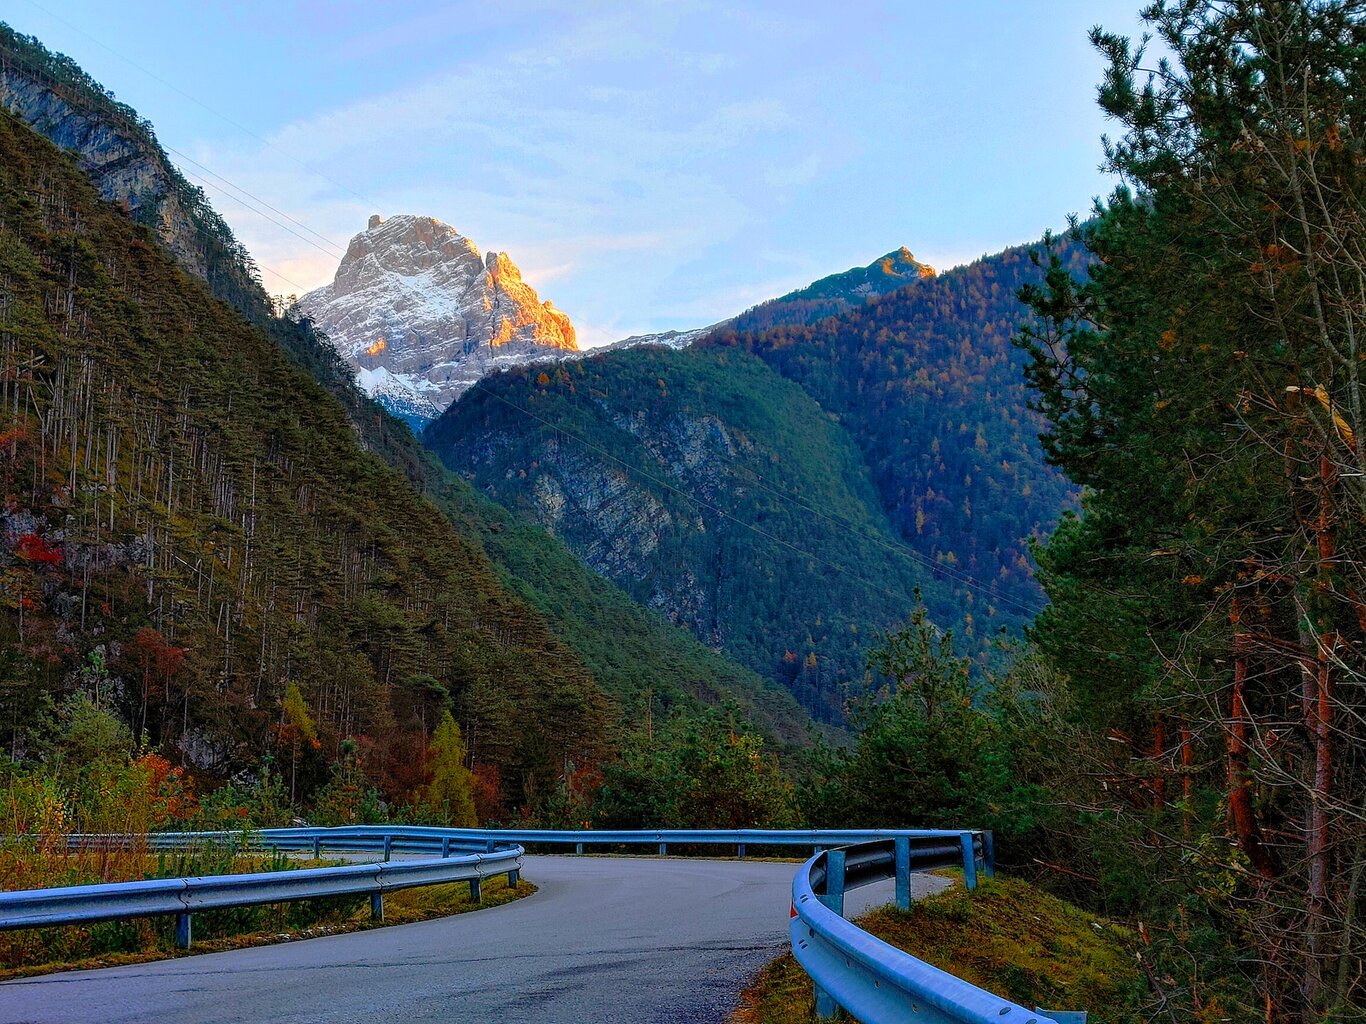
left=299, top=214, right=577, bottom=426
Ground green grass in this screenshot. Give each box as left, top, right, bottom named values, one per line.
left=733, top=876, right=1144, bottom=1024
left=0, top=874, right=533, bottom=980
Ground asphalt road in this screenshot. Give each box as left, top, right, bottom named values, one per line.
left=0, top=855, right=947, bottom=1024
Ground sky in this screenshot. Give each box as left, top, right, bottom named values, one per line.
left=9, top=1, right=1149, bottom=346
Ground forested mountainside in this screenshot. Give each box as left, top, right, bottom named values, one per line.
left=430, top=347, right=958, bottom=724
left=704, top=240, right=1088, bottom=625
left=0, top=110, right=618, bottom=806
left=0, top=22, right=812, bottom=757
left=436, top=242, right=1083, bottom=719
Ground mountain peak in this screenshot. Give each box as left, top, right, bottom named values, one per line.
left=299, top=215, right=576, bottom=425
left=881, top=246, right=935, bottom=278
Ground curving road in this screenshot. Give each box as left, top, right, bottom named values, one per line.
left=0, top=855, right=947, bottom=1024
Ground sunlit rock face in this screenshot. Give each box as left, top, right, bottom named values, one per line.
left=300, top=214, right=577, bottom=426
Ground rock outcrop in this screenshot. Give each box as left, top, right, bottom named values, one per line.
left=0, top=28, right=262, bottom=307
left=299, top=215, right=577, bottom=425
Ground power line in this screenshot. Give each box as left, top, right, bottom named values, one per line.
left=172, top=162, right=347, bottom=264
left=17, top=0, right=382, bottom=210
left=162, top=144, right=348, bottom=257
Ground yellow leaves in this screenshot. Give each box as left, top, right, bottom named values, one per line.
left=1159, top=329, right=1177, bottom=351
left=1181, top=575, right=1205, bottom=586
left=1286, top=384, right=1357, bottom=449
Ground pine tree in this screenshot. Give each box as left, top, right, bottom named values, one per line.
left=1016, top=3, right=1366, bottom=1017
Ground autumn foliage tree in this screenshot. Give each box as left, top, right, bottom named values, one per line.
left=418, top=710, right=477, bottom=827
left=277, top=684, right=319, bottom=806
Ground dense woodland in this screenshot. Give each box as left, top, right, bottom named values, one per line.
left=707, top=240, right=1088, bottom=636
left=0, top=110, right=622, bottom=810
left=431, top=345, right=959, bottom=723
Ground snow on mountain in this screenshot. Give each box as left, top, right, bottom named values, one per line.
left=299, top=214, right=577, bottom=426
left=603, top=324, right=723, bottom=352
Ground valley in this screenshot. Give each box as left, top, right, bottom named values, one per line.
left=4, top=7, right=1361, bottom=1020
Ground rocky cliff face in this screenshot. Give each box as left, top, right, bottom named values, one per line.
left=0, top=71, right=176, bottom=243
left=0, top=34, right=260, bottom=304
left=299, top=215, right=577, bottom=425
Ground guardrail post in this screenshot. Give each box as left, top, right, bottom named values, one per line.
left=507, top=868, right=519, bottom=887
left=818, top=849, right=845, bottom=915
left=983, top=831, right=996, bottom=878
left=485, top=838, right=495, bottom=853
left=737, top=843, right=746, bottom=860
left=383, top=836, right=393, bottom=862
left=894, top=836, right=911, bottom=910
left=814, top=984, right=839, bottom=1020
left=959, top=832, right=978, bottom=890
left=370, top=893, right=384, bottom=921
left=312, top=836, right=321, bottom=859
left=575, top=842, right=584, bottom=855
left=469, top=877, right=482, bottom=903
left=658, top=842, right=667, bottom=856
left=175, top=912, right=192, bottom=949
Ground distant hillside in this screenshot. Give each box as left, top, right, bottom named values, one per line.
left=430, top=347, right=959, bottom=724
left=433, top=241, right=1083, bottom=718
left=706, top=240, right=1087, bottom=624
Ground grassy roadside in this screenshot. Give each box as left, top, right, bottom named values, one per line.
left=0, top=874, right=534, bottom=980
left=732, top=876, right=1144, bottom=1024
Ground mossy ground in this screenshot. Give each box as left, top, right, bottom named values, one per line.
left=732, top=876, right=1144, bottom=1024
left=0, top=875, right=534, bottom=980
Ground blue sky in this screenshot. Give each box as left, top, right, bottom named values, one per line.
left=12, top=1, right=1147, bottom=346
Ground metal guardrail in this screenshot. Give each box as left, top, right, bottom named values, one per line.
left=7, top=826, right=983, bottom=950
left=3, top=824, right=1068, bottom=1022
left=0, top=832, right=522, bottom=948
left=177, top=825, right=990, bottom=868
left=790, top=840, right=1082, bottom=1024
